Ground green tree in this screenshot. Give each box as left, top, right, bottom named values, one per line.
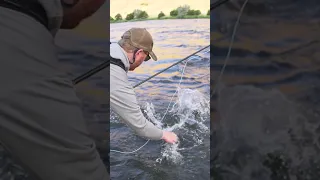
left=207, top=9, right=210, bottom=16
left=194, top=10, right=201, bottom=16
left=170, top=9, right=178, bottom=16
left=133, top=9, right=148, bottom=19
left=158, top=11, right=165, bottom=19
left=187, top=9, right=201, bottom=16
left=137, top=11, right=148, bottom=19
left=133, top=9, right=143, bottom=19
left=177, top=5, right=190, bottom=18
left=126, top=13, right=134, bottom=20
left=110, top=16, right=114, bottom=21
left=115, top=13, right=122, bottom=21
left=187, top=10, right=195, bottom=15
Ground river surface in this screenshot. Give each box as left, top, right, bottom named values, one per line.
left=109, top=19, right=210, bottom=180
left=211, top=0, right=320, bottom=180
left=0, top=12, right=210, bottom=180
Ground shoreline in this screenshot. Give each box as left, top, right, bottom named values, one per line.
left=110, top=15, right=209, bottom=24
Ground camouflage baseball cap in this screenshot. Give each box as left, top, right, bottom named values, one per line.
left=121, top=28, right=157, bottom=61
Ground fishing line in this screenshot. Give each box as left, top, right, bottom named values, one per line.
left=110, top=59, right=190, bottom=154
left=109, top=0, right=232, bottom=155
left=109, top=139, right=150, bottom=154
left=211, top=0, right=249, bottom=97
left=210, top=0, right=249, bottom=170
left=160, top=60, right=189, bottom=122
left=133, top=45, right=209, bottom=88
left=72, top=0, right=229, bottom=85
left=211, top=0, right=230, bottom=11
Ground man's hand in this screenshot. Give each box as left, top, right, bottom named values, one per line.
left=61, top=0, right=106, bottom=29
left=161, top=131, right=178, bottom=144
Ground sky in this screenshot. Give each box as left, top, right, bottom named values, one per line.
left=110, top=0, right=209, bottom=18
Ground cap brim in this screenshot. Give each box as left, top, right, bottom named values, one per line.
left=149, top=51, right=157, bottom=61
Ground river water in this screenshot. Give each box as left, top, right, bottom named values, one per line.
left=0, top=13, right=210, bottom=180
left=110, top=19, right=210, bottom=180
left=211, top=0, right=320, bottom=180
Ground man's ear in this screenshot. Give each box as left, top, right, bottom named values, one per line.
left=137, top=49, right=144, bottom=55
left=60, top=10, right=81, bottom=29
left=60, top=0, right=106, bottom=29
left=60, top=0, right=80, bottom=29
left=61, top=0, right=79, bottom=8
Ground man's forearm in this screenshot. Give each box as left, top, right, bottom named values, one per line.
left=110, top=97, right=163, bottom=140
left=128, top=115, right=163, bottom=140
left=110, top=87, right=163, bottom=140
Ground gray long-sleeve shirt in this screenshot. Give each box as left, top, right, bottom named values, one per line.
left=0, top=3, right=109, bottom=180
left=110, top=42, right=163, bottom=140
left=37, top=0, right=63, bottom=36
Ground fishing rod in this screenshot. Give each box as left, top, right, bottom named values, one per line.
left=72, top=45, right=209, bottom=86
left=71, top=45, right=209, bottom=155
left=211, top=0, right=230, bottom=11
left=133, top=45, right=209, bottom=88
left=71, top=0, right=230, bottom=85
left=111, top=51, right=191, bottom=154
left=131, top=0, right=231, bottom=87
left=72, top=58, right=110, bottom=85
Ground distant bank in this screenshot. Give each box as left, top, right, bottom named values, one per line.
left=110, top=15, right=209, bottom=24
left=110, top=1, right=209, bottom=24
left=110, top=0, right=209, bottom=17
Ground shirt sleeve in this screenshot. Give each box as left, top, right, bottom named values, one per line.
left=110, top=84, right=163, bottom=140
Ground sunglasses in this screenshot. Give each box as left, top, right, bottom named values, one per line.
left=143, top=50, right=151, bottom=61
left=134, top=49, right=151, bottom=62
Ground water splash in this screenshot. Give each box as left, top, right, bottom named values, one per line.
left=143, top=102, right=163, bottom=128
left=156, top=142, right=183, bottom=164
left=144, top=88, right=210, bottom=165
left=172, top=88, right=210, bottom=117
left=212, top=85, right=320, bottom=180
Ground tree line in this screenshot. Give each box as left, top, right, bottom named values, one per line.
left=111, top=5, right=210, bottom=21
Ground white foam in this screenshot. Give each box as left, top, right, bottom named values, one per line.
left=145, top=88, right=210, bottom=164
left=213, top=85, right=320, bottom=178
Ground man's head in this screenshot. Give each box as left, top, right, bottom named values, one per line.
left=118, top=28, right=157, bottom=71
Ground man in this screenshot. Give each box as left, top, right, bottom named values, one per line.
left=110, top=28, right=178, bottom=144
left=0, top=0, right=109, bottom=180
